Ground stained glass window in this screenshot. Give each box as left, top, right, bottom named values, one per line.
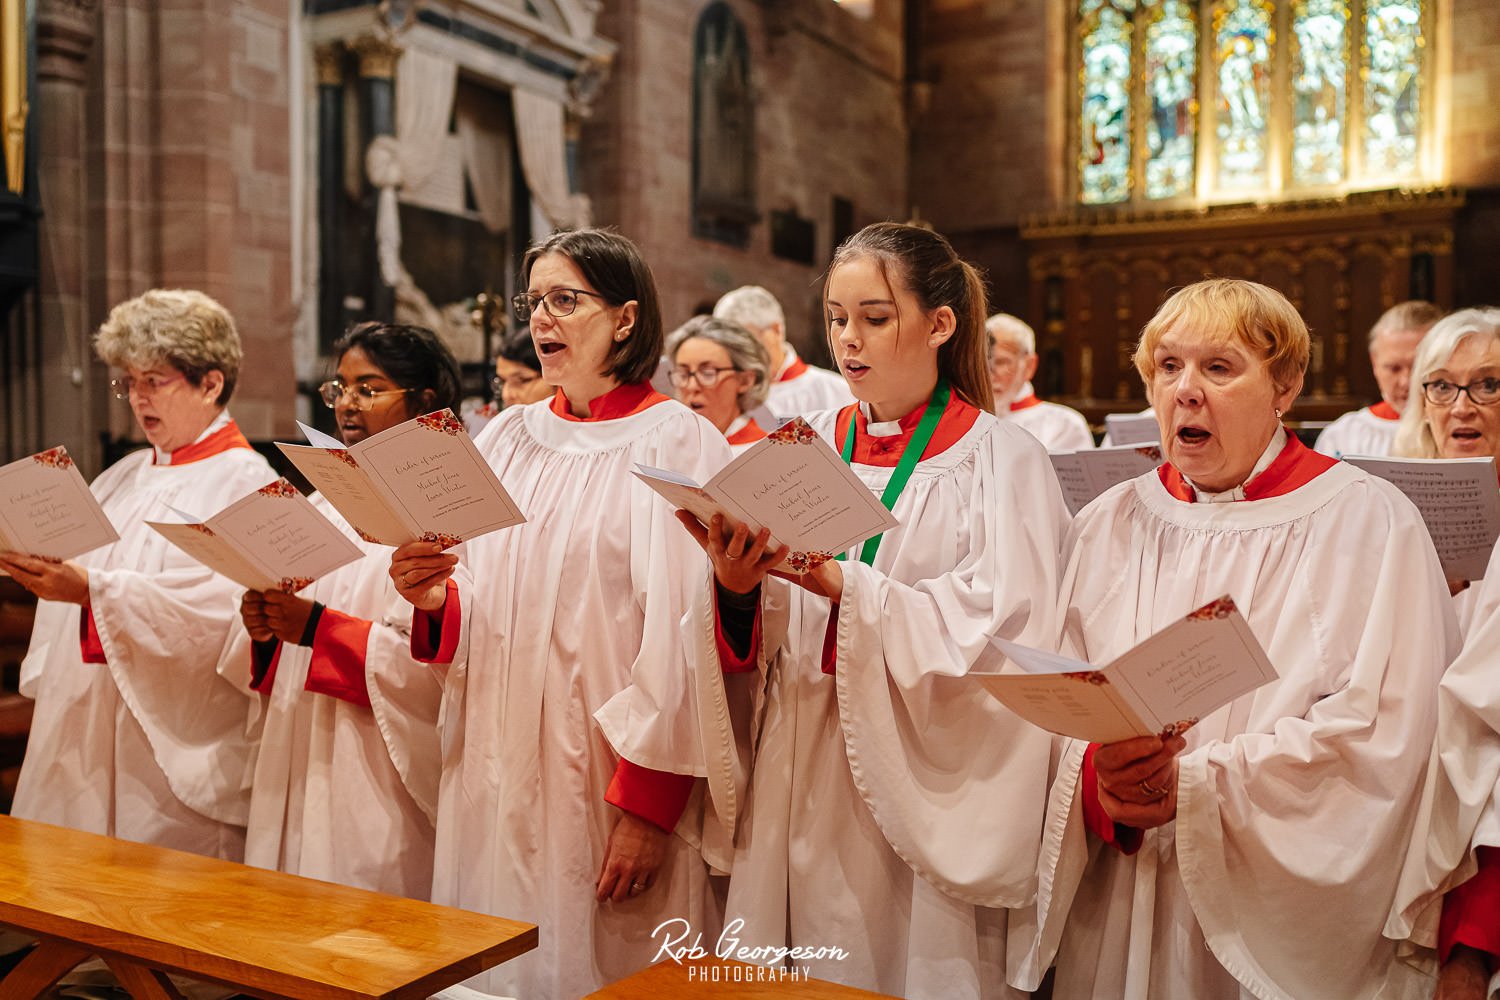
left=1080, top=1, right=1136, bottom=204
left=1144, top=1, right=1198, bottom=199
left=1074, top=0, right=1431, bottom=205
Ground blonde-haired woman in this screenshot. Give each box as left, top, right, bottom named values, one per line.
left=1394, top=308, right=1500, bottom=462
left=1029, top=278, right=1455, bottom=1000
left=665, top=315, right=772, bottom=451
left=0, top=289, right=276, bottom=858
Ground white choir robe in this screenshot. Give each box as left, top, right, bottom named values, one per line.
left=1388, top=538, right=1500, bottom=966
left=602, top=402, right=1071, bottom=999
left=1314, top=403, right=1401, bottom=458
left=1002, top=385, right=1094, bottom=453
left=14, top=434, right=276, bottom=858
left=748, top=346, right=854, bottom=427
left=1024, top=457, right=1457, bottom=1000
left=236, top=492, right=459, bottom=898
left=435, top=389, right=731, bottom=1000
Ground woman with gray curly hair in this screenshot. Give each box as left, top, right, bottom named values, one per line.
left=665, top=315, right=772, bottom=451
left=0, top=288, right=275, bottom=860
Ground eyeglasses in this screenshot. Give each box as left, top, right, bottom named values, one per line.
left=318, top=380, right=414, bottom=411
left=668, top=365, right=739, bottom=389
left=510, top=288, right=607, bottom=323
left=1422, top=378, right=1500, bottom=407
left=111, top=373, right=186, bottom=400
left=491, top=373, right=541, bottom=397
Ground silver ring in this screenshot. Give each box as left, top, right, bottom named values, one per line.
left=631, top=881, right=646, bottom=892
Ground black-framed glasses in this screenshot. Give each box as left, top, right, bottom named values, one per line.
left=317, top=380, right=413, bottom=411
left=1422, top=378, right=1500, bottom=407
left=510, top=288, right=607, bottom=323
left=668, top=365, right=739, bottom=389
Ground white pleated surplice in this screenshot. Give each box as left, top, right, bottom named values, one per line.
left=14, top=445, right=276, bottom=858
left=1031, top=462, right=1456, bottom=1000
left=1005, top=398, right=1095, bottom=453
left=237, top=492, right=456, bottom=898
left=1313, top=406, right=1399, bottom=458
left=612, top=408, right=1070, bottom=999
left=1387, top=538, right=1500, bottom=962
left=437, top=397, right=730, bottom=1000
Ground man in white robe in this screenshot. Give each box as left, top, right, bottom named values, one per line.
left=714, top=285, right=852, bottom=424
left=1315, top=300, right=1443, bottom=458
left=987, top=313, right=1094, bottom=452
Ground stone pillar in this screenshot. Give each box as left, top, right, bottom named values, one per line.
left=315, top=42, right=345, bottom=354
left=35, top=0, right=100, bottom=473
left=351, top=33, right=398, bottom=322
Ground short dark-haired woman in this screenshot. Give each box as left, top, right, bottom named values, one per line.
left=389, top=229, right=732, bottom=998
left=236, top=321, right=466, bottom=899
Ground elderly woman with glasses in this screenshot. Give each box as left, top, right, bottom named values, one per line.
left=0, top=289, right=276, bottom=859
left=666, top=315, right=772, bottom=451
left=233, top=322, right=467, bottom=899
left=387, top=229, right=731, bottom=999
left=1027, top=279, right=1455, bottom=1000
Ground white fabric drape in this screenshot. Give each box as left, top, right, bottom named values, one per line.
left=512, top=87, right=590, bottom=231
left=455, top=85, right=513, bottom=235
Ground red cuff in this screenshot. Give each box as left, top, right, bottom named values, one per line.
left=250, top=641, right=282, bottom=694
left=1081, top=743, right=1144, bottom=855
left=79, top=607, right=107, bottom=664
left=820, top=609, right=839, bottom=675
left=605, top=757, right=696, bottom=833
left=411, top=579, right=461, bottom=664
left=1440, top=846, right=1500, bottom=964
left=714, top=596, right=760, bottom=674
left=302, top=607, right=374, bottom=708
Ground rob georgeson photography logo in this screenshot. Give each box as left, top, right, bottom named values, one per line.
left=652, top=917, right=852, bottom=983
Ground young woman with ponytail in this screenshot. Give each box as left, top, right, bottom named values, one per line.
left=601, top=222, right=1071, bottom=997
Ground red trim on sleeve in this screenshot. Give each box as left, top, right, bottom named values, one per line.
left=1081, top=743, right=1145, bottom=855
left=1440, top=846, right=1500, bottom=965
left=302, top=607, right=375, bottom=708
left=820, top=610, right=839, bottom=676
left=410, top=579, right=461, bottom=664
left=250, top=641, right=282, bottom=695
left=79, top=608, right=107, bottom=664
left=714, top=595, right=760, bottom=673
left=605, top=758, right=696, bottom=833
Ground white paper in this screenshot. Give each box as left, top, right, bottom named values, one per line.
left=1049, top=445, right=1163, bottom=516
left=634, top=417, right=900, bottom=572
left=976, top=595, right=1279, bottom=743
left=1343, top=455, right=1500, bottom=580
left=147, top=479, right=364, bottom=593
left=0, top=446, right=119, bottom=562
left=277, top=410, right=526, bottom=548
left=1104, top=412, right=1161, bottom=446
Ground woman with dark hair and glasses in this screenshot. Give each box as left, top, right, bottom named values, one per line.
left=665, top=315, right=772, bottom=451
left=492, top=325, right=553, bottom=409
left=388, top=229, right=731, bottom=998
left=234, top=321, right=467, bottom=899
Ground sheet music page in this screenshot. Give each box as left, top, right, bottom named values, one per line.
left=1104, top=412, right=1161, bottom=446
left=1344, top=455, right=1500, bottom=579
left=0, top=447, right=119, bottom=561
left=1050, top=445, right=1163, bottom=516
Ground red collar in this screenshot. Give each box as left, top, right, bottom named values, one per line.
left=778, top=356, right=810, bottom=383
left=834, top=393, right=981, bottom=468
left=1370, top=401, right=1400, bottom=421
left=726, top=418, right=767, bottom=446
left=1157, top=433, right=1338, bottom=503
left=1009, top=393, right=1042, bottom=412
left=549, top=382, right=670, bottom=422
left=154, top=420, right=253, bottom=466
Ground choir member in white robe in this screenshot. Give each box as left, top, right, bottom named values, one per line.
left=1315, top=300, right=1443, bottom=459
left=602, top=223, right=1070, bottom=999
left=234, top=323, right=469, bottom=897
left=665, top=315, right=773, bottom=453
left=714, top=284, right=853, bottom=425
left=0, top=290, right=276, bottom=859
left=389, top=230, right=731, bottom=1000
left=987, top=313, right=1094, bottom=452
left=1025, top=278, right=1457, bottom=1000
left=1391, top=308, right=1500, bottom=632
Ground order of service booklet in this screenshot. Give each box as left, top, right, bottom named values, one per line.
left=147, top=479, right=364, bottom=593
left=0, top=446, right=119, bottom=562
left=1342, top=454, right=1500, bottom=581
left=276, top=410, right=525, bottom=549
left=976, top=595, right=1279, bottom=744
left=1049, top=445, right=1163, bottom=517
left=634, top=417, right=900, bottom=573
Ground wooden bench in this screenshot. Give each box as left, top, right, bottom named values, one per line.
left=586, top=958, right=894, bottom=998
left=0, top=815, right=536, bottom=1000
